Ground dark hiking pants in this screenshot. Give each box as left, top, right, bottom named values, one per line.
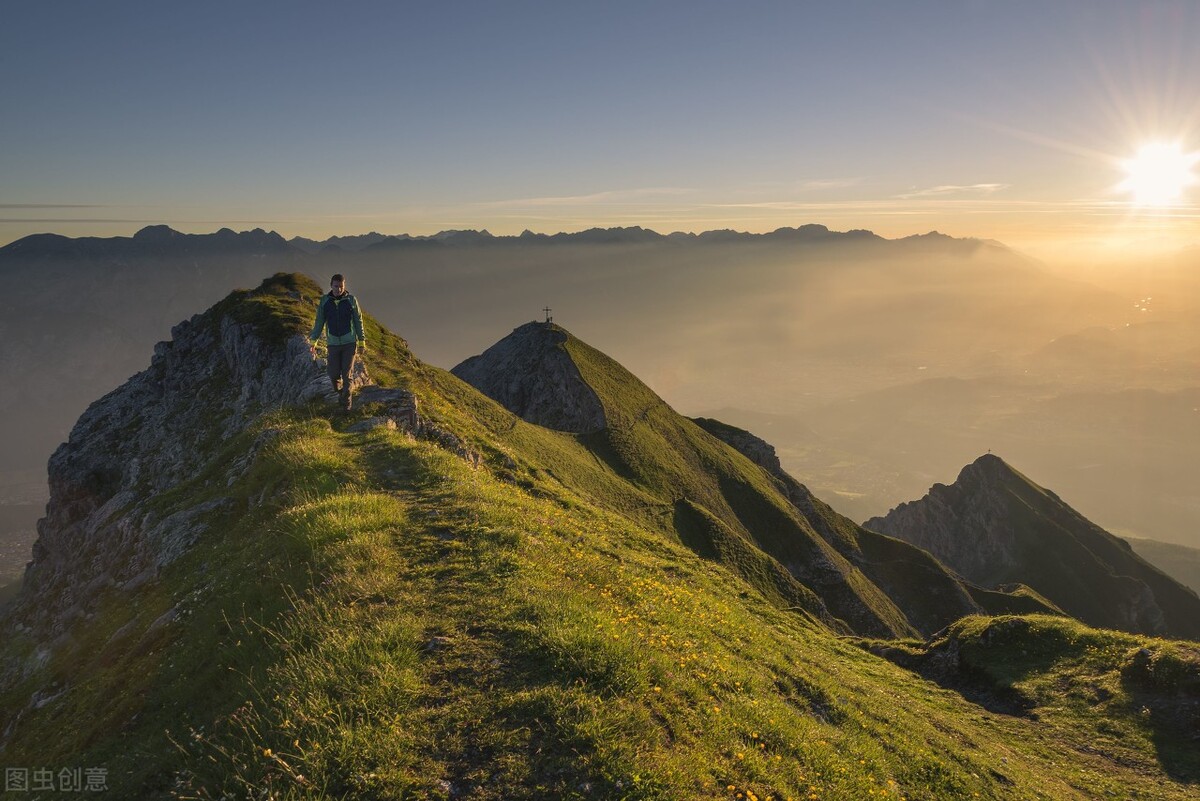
left=327, top=342, right=358, bottom=392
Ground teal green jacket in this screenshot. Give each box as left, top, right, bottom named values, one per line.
left=309, top=292, right=366, bottom=347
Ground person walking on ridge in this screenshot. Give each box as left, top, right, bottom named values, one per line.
left=309, top=273, right=366, bottom=411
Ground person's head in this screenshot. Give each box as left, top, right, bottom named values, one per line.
left=330, top=274, right=346, bottom=296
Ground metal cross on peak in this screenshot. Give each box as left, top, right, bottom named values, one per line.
left=543, top=306, right=553, bottom=324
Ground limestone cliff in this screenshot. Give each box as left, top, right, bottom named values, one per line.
left=9, top=274, right=391, bottom=642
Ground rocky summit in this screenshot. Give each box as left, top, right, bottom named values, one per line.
left=451, top=321, right=608, bottom=434
left=865, top=453, right=1200, bottom=640
left=1, top=275, right=1198, bottom=799
left=15, top=274, right=384, bottom=639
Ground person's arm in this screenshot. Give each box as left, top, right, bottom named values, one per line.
left=351, top=295, right=366, bottom=345
left=309, top=297, right=327, bottom=345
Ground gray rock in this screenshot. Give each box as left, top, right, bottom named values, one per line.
left=451, top=322, right=606, bottom=434
left=11, top=281, right=339, bottom=639
left=147, top=497, right=235, bottom=569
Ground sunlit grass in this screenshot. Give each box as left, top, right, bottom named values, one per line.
left=3, top=279, right=1197, bottom=800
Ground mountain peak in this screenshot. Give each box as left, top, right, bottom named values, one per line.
left=451, top=321, right=608, bottom=434
left=866, top=456, right=1200, bottom=639
left=15, top=273, right=351, bottom=635
left=959, top=451, right=1019, bottom=482
left=132, top=224, right=183, bottom=242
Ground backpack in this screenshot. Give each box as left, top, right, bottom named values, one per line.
left=326, top=294, right=354, bottom=337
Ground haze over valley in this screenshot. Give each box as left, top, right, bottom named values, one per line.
left=5, top=3, right=1200, bottom=797
left=3, top=225, right=1198, bottom=569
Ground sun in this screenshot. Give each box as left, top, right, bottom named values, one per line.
left=1118, top=142, right=1199, bottom=207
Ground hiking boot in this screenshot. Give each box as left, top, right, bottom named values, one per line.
left=340, top=385, right=351, bottom=411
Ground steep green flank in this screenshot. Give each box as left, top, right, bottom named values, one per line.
left=557, top=332, right=916, bottom=638
left=3, top=275, right=1198, bottom=799
left=687, top=417, right=1058, bottom=634
left=7, top=410, right=1200, bottom=799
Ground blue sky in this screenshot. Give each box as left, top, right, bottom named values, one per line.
left=3, top=0, right=1199, bottom=255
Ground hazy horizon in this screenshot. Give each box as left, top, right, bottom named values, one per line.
left=4, top=0, right=1200, bottom=564
left=4, top=1, right=1200, bottom=261
left=4, top=225, right=1199, bottom=559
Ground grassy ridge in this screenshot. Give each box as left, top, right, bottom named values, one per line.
left=556, top=334, right=916, bottom=639
left=2, top=276, right=1198, bottom=798
left=93, top=420, right=1200, bottom=796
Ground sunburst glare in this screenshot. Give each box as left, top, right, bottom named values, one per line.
left=1118, top=142, right=1199, bottom=207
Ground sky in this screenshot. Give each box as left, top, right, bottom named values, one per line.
left=3, top=0, right=1200, bottom=259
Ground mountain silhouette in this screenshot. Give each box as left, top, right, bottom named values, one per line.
left=0, top=225, right=290, bottom=258
left=865, top=454, right=1200, bottom=639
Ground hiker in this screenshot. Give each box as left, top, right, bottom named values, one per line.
left=309, top=273, right=366, bottom=410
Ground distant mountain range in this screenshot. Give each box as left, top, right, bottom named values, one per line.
left=0, top=224, right=291, bottom=258
left=1, top=223, right=1012, bottom=257
left=2, top=221, right=1196, bottom=575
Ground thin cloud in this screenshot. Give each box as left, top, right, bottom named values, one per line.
left=896, top=183, right=1010, bottom=199
left=480, top=187, right=694, bottom=208
left=796, top=178, right=861, bottom=191
left=0, top=218, right=144, bottom=224
left=0, top=218, right=291, bottom=225
left=0, top=204, right=108, bottom=209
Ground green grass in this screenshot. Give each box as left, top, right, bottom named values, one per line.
left=7, top=407, right=1197, bottom=799
left=3, top=276, right=1198, bottom=799
left=206, top=272, right=326, bottom=345
left=864, top=614, right=1200, bottom=793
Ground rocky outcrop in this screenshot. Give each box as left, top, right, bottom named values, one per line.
left=6, top=272, right=493, bottom=645
left=864, top=455, right=1028, bottom=583
left=451, top=322, right=607, bottom=433
left=13, top=276, right=364, bottom=640
left=689, top=418, right=1044, bottom=634
left=691, top=417, right=784, bottom=475
left=866, top=454, right=1200, bottom=640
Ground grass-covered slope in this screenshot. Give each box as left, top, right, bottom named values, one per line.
left=456, top=323, right=1046, bottom=639
left=2, top=274, right=1197, bottom=798
left=689, top=417, right=1059, bottom=632
left=6, top=412, right=1200, bottom=799
left=866, top=614, right=1200, bottom=789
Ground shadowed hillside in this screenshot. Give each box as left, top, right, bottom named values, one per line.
left=865, top=455, right=1200, bottom=640
left=452, top=322, right=1048, bottom=638
left=1, top=274, right=1197, bottom=799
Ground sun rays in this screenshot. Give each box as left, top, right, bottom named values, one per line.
left=1118, top=142, right=1200, bottom=207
